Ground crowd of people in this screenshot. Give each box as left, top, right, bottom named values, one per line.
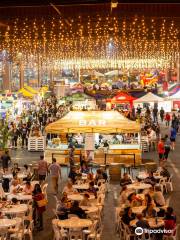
left=0, top=95, right=71, bottom=149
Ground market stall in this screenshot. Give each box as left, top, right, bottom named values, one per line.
left=133, top=92, right=171, bottom=111
left=167, top=90, right=180, bottom=110
left=68, top=93, right=97, bottom=110
left=106, top=92, right=136, bottom=110
left=45, top=111, right=141, bottom=166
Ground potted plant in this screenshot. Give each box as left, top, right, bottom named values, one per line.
left=0, top=119, right=10, bottom=156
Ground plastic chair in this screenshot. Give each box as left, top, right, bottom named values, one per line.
left=42, top=183, right=48, bottom=200
left=52, top=219, right=67, bottom=240
left=52, top=208, right=59, bottom=219
left=23, top=219, right=34, bottom=240
left=9, top=218, right=24, bottom=240
left=124, top=224, right=136, bottom=240
left=166, top=175, right=173, bottom=192
left=0, top=227, right=8, bottom=240
left=69, top=230, right=83, bottom=240
left=159, top=177, right=167, bottom=193
left=83, top=220, right=98, bottom=240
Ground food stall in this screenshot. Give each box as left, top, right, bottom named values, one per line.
left=69, top=93, right=97, bottom=110
left=133, top=92, right=171, bottom=111
left=167, top=90, right=180, bottom=110
left=45, top=111, right=141, bottom=166
left=106, top=92, right=136, bottom=110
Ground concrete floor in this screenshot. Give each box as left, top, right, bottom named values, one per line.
left=9, top=123, right=180, bottom=240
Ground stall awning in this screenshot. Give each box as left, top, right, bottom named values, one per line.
left=45, top=111, right=140, bottom=134
left=168, top=90, right=180, bottom=100
left=133, top=92, right=164, bottom=103
left=106, top=92, right=136, bottom=104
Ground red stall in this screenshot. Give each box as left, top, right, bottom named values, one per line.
left=106, top=92, right=136, bottom=110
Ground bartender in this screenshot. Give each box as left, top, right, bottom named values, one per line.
left=111, top=135, right=120, bottom=144
left=103, top=140, right=109, bottom=147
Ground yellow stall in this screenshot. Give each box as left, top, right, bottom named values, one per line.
left=45, top=111, right=141, bottom=166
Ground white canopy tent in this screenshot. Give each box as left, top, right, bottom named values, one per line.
left=166, top=90, right=180, bottom=110
left=134, top=92, right=164, bottom=103
left=168, top=90, right=180, bottom=100
left=134, top=92, right=171, bottom=111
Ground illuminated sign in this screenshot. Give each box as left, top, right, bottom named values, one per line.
left=79, top=119, right=106, bottom=126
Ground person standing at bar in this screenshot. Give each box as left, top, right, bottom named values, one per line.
left=38, top=155, right=48, bottom=184
left=49, top=158, right=61, bottom=195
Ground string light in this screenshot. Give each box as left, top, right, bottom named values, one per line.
left=0, top=16, right=179, bottom=70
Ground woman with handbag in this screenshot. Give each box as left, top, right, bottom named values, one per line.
left=32, top=184, right=47, bottom=231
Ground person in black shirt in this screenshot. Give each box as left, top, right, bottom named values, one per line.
left=120, top=173, right=132, bottom=187
left=136, top=214, right=150, bottom=229
left=122, top=207, right=135, bottom=225
left=21, top=124, right=28, bottom=148
left=68, top=166, right=78, bottom=184
left=160, top=166, right=170, bottom=179
left=69, top=201, right=86, bottom=219
left=1, top=150, right=11, bottom=173
left=144, top=171, right=156, bottom=186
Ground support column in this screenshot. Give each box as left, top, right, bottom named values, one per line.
left=177, top=56, right=180, bottom=82
left=2, top=61, right=10, bottom=91
left=19, top=61, right=24, bottom=89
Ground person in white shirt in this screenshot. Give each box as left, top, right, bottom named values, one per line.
left=80, top=193, right=91, bottom=207
left=63, top=181, right=77, bottom=195
left=23, top=164, right=32, bottom=180
left=118, top=186, right=129, bottom=206
left=23, top=181, right=33, bottom=195
left=10, top=180, right=21, bottom=194
left=153, top=186, right=165, bottom=207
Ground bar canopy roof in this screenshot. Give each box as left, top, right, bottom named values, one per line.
left=45, top=111, right=140, bottom=134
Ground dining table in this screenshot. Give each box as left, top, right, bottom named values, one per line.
left=58, top=217, right=92, bottom=229
left=137, top=172, right=163, bottom=180
left=67, top=194, right=95, bottom=202
left=3, top=173, right=27, bottom=179
left=130, top=217, right=164, bottom=228
left=81, top=206, right=99, bottom=214
left=126, top=182, right=152, bottom=191
left=1, top=204, right=28, bottom=215
left=131, top=206, right=146, bottom=214
left=0, top=218, right=17, bottom=228
left=7, top=193, right=32, bottom=201
left=72, top=184, right=89, bottom=190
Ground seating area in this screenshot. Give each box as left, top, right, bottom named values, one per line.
left=0, top=163, right=48, bottom=240
left=51, top=174, right=108, bottom=240
left=115, top=165, right=177, bottom=240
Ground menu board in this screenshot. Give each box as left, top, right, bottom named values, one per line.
left=85, top=133, right=95, bottom=150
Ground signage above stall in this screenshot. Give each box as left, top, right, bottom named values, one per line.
left=79, top=119, right=106, bottom=126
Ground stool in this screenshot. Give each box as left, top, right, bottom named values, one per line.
left=122, top=164, right=132, bottom=175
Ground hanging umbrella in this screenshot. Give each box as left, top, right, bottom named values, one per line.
left=92, top=70, right=104, bottom=77
left=105, top=70, right=119, bottom=76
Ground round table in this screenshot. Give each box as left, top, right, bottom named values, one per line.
left=130, top=217, right=164, bottom=228
left=73, top=184, right=89, bottom=190
left=132, top=206, right=146, bottom=214
left=3, top=173, right=27, bottom=179
left=58, top=218, right=92, bottom=229
left=67, top=194, right=95, bottom=201
left=7, top=193, right=32, bottom=201
left=0, top=219, right=17, bottom=228
left=1, top=204, right=28, bottom=214
left=138, top=173, right=163, bottom=180
left=127, top=183, right=152, bottom=191
left=81, top=206, right=99, bottom=213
